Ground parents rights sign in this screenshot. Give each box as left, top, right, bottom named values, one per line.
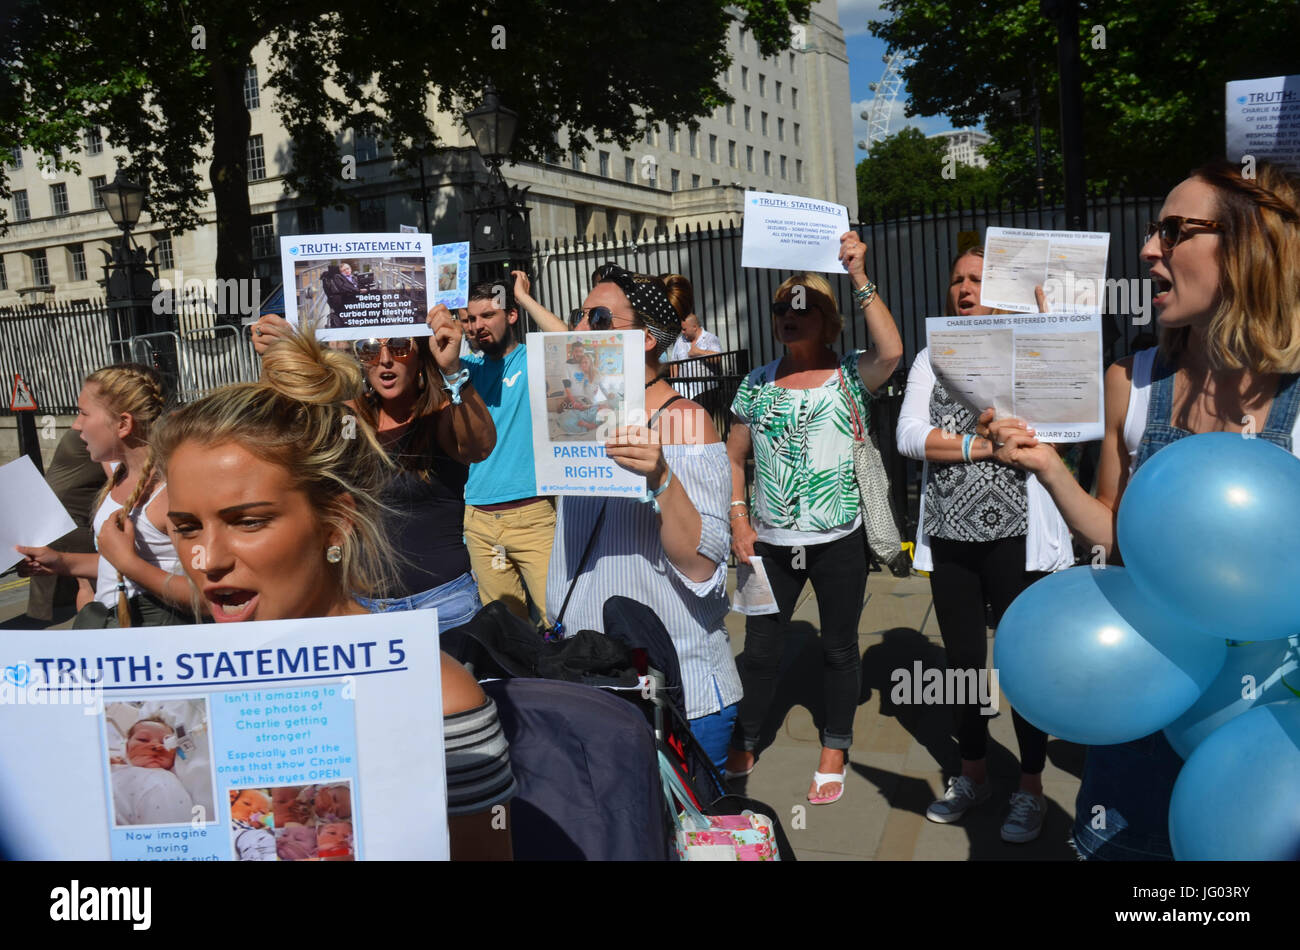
left=0, top=611, right=448, bottom=861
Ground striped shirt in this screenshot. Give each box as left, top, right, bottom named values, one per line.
left=445, top=697, right=518, bottom=817
left=545, top=442, right=743, bottom=719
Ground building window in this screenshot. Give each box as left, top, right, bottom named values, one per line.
left=354, top=127, right=378, bottom=163
left=671, top=169, right=680, bottom=191
left=89, top=175, right=107, bottom=209
left=691, top=173, right=700, bottom=189
left=244, top=64, right=260, bottom=110
left=789, top=52, right=796, bottom=70
left=796, top=158, right=803, bottom=183
left=599, top=150, right=610, bottom=177
left=728, top=140, right=736, bottom=167
left=792, top=88, right=798, bottom=109
left=759, top=74, right=766, bottom=96
left=667, top=128, right=678, bottom=152
left=84, top=127, right=103, bottom=155
left=744, top=105, right=752, bottom=131
left=763, top=150, right=771, bottom=175
left=8, top=146, right=20, bottom=168
left=0, top=256, right=7, bottom=290
left=250, top=214, right=277, bottom=258
left=761, top=112, right=768, bottom=135
left=689, top=129, right=699, bottom=157
left=794, top=122, right=801, bottom=145
left=68, top=243, right=87, bottom=281
left=155, top=233, right=175, bottom=270
left=644, top=126, right=655, bottom=146
left=780, top=155, right=788, bottom=179
left=570, top=149, right=582, bottom=172
left=298, top=206, right=323, bottom=234
left=624, top=156, right=634, bottom=183
left=712, top=178, right=720, bottom=186
left=247, top=134, right=266, bottom=181
left=739, top=30, right=745, bottom=52
left=775, top=81, right=782, bottom=104
left=29, top=249, right=49, bottom=286
left=741, top=66, right=749, bottom=91
left=778, top=117, right=785, bottom=141
left=726, top=103, right=734, bottom=125
left=50, top=183, right=69, bottom=216
left=709, top=134, right=718, bottom=163
left=746, top=145, right=754, bottom=171
left=357, top=198, right=385, bottom=232
left=13, top=189, right=29, bottom=221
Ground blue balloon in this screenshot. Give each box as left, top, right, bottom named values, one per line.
left=1163, top=637, right=1300, bottom=758
left=1118, top=433, right=1300, bottom=641
left=1169, top=700, right=1300, bottom=860
left=994, top=566, right=1227, bottom=745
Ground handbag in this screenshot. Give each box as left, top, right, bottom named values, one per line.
left=658, top=750, right=779, bottom=861
left=836, top=365, right=906, bottom=571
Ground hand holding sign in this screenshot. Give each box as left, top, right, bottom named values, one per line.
left=251, top=313, right=293, bottom=356
left=838, top=231, right=869, bottom=284
left=605, top=425, right=669, bottom=487
left=425, top=304, right=463, bottom=375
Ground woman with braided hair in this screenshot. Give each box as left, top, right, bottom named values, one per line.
left=16, top=363, right=194, bottom=627
left=984, top=159, right=1300, bottom=859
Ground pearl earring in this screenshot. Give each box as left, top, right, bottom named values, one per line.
left=326, top=545, right=343, bottom=564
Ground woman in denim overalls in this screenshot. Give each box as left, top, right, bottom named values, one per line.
left=979, top=159, right=1300, bottom=858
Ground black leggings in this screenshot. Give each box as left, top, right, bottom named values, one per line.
left=732, top=527, right=867, bottom=752
left=928, top=535, right=1048, bottom=775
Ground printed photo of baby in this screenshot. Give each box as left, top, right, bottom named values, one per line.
left=105, top=699, right=215, bottom=828
left=544, top=333, right=624, bottom=442
left=233, top=781, right=357, bottom=860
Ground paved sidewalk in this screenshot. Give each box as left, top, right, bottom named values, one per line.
left=0, top=566, right=1084, bottom=861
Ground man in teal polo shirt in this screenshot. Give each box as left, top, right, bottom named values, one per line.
left=461, top=277, right=567, bottom=621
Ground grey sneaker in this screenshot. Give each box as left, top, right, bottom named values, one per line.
left=926, top=776, right=992, bottom=823
left=1000, top=791, right=1046, bottom=843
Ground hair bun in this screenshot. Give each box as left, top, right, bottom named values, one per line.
left=260, top=328, right=361, bottom=405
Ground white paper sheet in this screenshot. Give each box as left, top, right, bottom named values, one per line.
left=1226, top=74, right=1300, bottom=172
left=981, top=227, right=1110, bottom=314
left=0, top=455, right=78, bottom=573
left=732, top=556, right=780, bottom=615
left=741, top=191, right=850, bottom=274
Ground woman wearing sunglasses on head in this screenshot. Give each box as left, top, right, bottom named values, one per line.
left=724, top=233, right=904, bottom=805
left=155, top=330, right=514, bottom=859
left=983, top=160, right=1300, bottom=859
left=251, top=305, right=495, bottom=628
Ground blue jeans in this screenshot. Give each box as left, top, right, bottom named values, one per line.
left=1071, top=731, right=1183, bottom=860
left=357, top=571, right=483, bottom=632
left=689, top=680, right=740, bottom=770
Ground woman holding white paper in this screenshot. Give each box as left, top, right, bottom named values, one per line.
left=984, top=160, right=1300, bottom=859
left=725, top=233, right=904, bottom=806
left=895, top=245, right=1073, bottom=843
left=16, top=364, right=193, bottom=627
left=154, top=327, right=515, bottom=860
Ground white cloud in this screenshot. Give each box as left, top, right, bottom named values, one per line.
left=851, top=95, right=956, bottom=155
left=836, top=0, right=887, bottom=38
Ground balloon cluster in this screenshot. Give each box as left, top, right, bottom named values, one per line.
left=993, top=434, right=1300, bottom=860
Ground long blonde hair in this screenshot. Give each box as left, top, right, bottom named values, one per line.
left=154, top=329, right=397, bottom=603
left=1159, top=160, right=1300, bottom=373
left=85, top=363, right=168, bottom=626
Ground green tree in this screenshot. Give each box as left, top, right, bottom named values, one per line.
left=0, top=0, right=810, bottom=281
left=870, top=0, right=1300, bottom=200
left=856, top=127, right=1002, bottom=215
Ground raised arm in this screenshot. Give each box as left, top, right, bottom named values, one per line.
left=839, top=232, right=903, bottom=393
left=512, top=270, right=567, bottom=333
left=426, top=305, right=496, bottom=464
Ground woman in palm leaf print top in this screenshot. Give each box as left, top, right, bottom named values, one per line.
left=893, top=246, right=1073, bottom=844
left=725, top=234, right=903, bottom=806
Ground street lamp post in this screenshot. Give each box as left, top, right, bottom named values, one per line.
left=462, top=85, right=533, bottom=292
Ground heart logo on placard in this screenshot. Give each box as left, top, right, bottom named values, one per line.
left=1237, top=96, right=1247, bottom=104
left=4, top=664, right=30, bottom=687
left=289, top=247, right=299, bottom=255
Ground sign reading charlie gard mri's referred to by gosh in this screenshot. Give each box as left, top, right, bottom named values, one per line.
left=0, top=611, right=448, bottom=861
left=527, top=330, right=647, bottom=498
left=279, top=233, right=469, bottom=341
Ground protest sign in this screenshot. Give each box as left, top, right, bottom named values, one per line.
left=980, top=227, right=1110, bottom=314
left=926, top=311, right=1104, bottom=442
left=0, top=456, right=77, bottom=573
left=280, top=233, right=469, bottom=341
left=527, top=330, right=647, bottom=497
left=741, top=191, right=850, bottom=273
left=1226, top=74, right=1300, bottom=172
left=0, top=611, right=447, bottom=860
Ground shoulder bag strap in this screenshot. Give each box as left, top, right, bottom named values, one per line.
left=836, top=366, right=866, bottom=441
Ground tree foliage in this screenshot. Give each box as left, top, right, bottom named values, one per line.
left=870, top=0, right=1300, bottom=200
left=0, top=0, right=810, bottom=278
left=856, top=127, right=1001, bottom=214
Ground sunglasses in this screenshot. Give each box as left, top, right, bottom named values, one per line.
left=353, top=337, right=415, bottom=362
left=1145, top=216, right=1223, bottom=251
left=772, top=301, right=816, bottom=317
left=568, top=306, right=616, bottom=330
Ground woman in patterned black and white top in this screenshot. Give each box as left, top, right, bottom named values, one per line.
left=895, top=246, right=1072, bottom=844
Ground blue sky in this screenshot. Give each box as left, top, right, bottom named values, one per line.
left=836, top=0, right=971, bottom=155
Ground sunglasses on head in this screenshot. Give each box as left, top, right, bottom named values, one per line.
left=568, top=306, right=616, bottom=330
left=772, top=301, right=815, bottom=317
left=353, top=337, right=415, bottom=362
left=1145, top=216, right=1223, bottom=251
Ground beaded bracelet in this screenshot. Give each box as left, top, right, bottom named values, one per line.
left=852, top=279, right=878, bottom=306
